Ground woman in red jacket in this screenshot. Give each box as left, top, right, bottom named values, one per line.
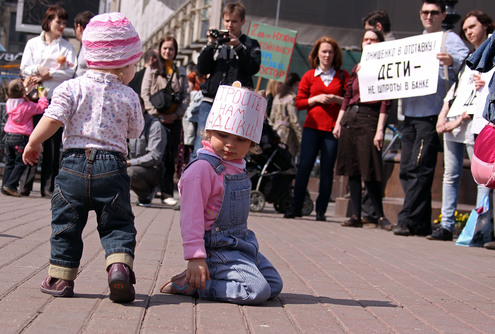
left=284, top=36, right=349, bottom=221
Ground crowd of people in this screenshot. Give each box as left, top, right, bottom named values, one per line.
left=1, top=0, right=495, bottom=304
left=278, top=1, right=495, bottom=249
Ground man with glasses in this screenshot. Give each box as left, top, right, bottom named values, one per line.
left=393, top=0, right=469, bottom=237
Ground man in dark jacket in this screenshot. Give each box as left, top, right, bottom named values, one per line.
left=192, top=1, right=261, bottom=157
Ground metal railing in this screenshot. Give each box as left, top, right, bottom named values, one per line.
left=140, top=0, right=212, bottom=68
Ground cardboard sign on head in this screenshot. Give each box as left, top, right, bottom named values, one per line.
left=205, top=83, right=267, bottom=144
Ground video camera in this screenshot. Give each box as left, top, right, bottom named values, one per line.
left=207, top=29, right=230, bottom=44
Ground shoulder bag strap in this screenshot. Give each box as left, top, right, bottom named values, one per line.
left=442, top=30, right=450, bottom=92
left=164, top=68, right=176, bottom=92
left=452, top=55, right=469, bottom=96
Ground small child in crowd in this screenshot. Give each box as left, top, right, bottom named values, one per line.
left=1, top=78, right=48, bottom=197
left=160, top=83, right=283, bottom=305
left=22, top=12, right=144, bottom=303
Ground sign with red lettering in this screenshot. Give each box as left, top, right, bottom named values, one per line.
left=205, top=85, right=267, bottom=143
left=248, top=21, right=297, bottom=82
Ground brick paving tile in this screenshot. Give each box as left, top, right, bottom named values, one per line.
left=1, top=189, right=495, bottom=333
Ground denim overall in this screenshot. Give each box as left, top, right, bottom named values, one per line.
left=49, top=149, right=136, bottom=280
left=190, top=154, right=283, bottom=305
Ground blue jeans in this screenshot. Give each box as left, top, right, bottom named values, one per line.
left=191, top=101, right=212, bottom=158
left=2, top=133, right=28, bottom=191
left=441, top=139, right=492, bottom=231
left=49, top=149, right=136, bottom=278
left=292, top=127, right=338, bottom=214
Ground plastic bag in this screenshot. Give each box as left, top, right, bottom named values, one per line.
left=456, top=194, right=493, bottom=247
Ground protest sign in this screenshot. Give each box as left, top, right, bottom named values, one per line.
left=358, top=32, right=443, bottom=102
left=447, top=67, right=495, bottom=118
left=205, top=85, right=266, bottom=143
left=248, top=21, right=297, bottom=82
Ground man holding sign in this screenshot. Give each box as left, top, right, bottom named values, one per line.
left=393, top=0, right=469, bottom=237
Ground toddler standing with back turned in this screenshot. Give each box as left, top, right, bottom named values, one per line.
left=160, top=83, right=283, bottom=305
left=22, top=12, right=144, bottom=303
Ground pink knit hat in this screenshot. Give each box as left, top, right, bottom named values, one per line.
left=82, top=12, right=142, bottom=69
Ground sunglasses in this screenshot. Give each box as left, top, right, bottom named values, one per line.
left=420, top=10, right=441, bottom=17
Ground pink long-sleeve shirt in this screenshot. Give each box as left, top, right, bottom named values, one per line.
left=178, top=141, right=246, bottom=260
left=4, top=96, right=48, bottom=136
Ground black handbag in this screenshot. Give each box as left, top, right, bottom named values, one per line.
left=149, top=70, right=177, bottom=114
left=150, top=89, right=173, bottom=113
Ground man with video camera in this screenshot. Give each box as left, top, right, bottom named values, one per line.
left=192, top=1, right=261, bottom=157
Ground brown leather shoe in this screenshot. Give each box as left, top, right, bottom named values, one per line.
left=108, top=263, right=136, bottom=303
left=484, top=241, right=495, bottom=250
left=40, top=276, right=74, bottom=297
left=2, top=187, right=21, bottom=197
left=341, top=215, right=363, bottom=227
left=160, top=270, right=198, bottom=296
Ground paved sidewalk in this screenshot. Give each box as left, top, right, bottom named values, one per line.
left=1, top=187, right=495, bottom=333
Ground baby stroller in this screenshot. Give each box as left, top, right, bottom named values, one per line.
left=246, top=122, right=313, bottom=215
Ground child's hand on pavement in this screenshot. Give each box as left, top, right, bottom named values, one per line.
left=186, top=258, right=210, bottom=290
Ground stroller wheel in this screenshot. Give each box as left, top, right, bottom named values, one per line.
left=274, top=195, right=291, bottom=213
left=250, top=191, right=266, bottom=212
left=302, top=193, right=314, bottom=216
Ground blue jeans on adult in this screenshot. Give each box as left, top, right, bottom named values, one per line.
left=441, top=139, right=492, bottom=232
left=441, top=140, right=473, bottom=232
left=291, top=127, right=338, bottom=215
left=49, top=149, right=136, bottom=280
left=2, top=133, right=28, bottom=191
left=192, top=101, right=212, bottom=158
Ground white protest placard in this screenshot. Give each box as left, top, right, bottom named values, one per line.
left=205, top=85, right=267, bottom=143
left=447, top=67, right=495, bottom=117
left=358, top=32, right=443, bottom=102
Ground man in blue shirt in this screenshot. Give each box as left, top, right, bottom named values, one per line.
left=393, top=0, right=469, bottom=237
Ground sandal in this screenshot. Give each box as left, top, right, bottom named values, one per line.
left=341, top=215, right=363, bottom=228
left=160, top=270, right=198, bottom=297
